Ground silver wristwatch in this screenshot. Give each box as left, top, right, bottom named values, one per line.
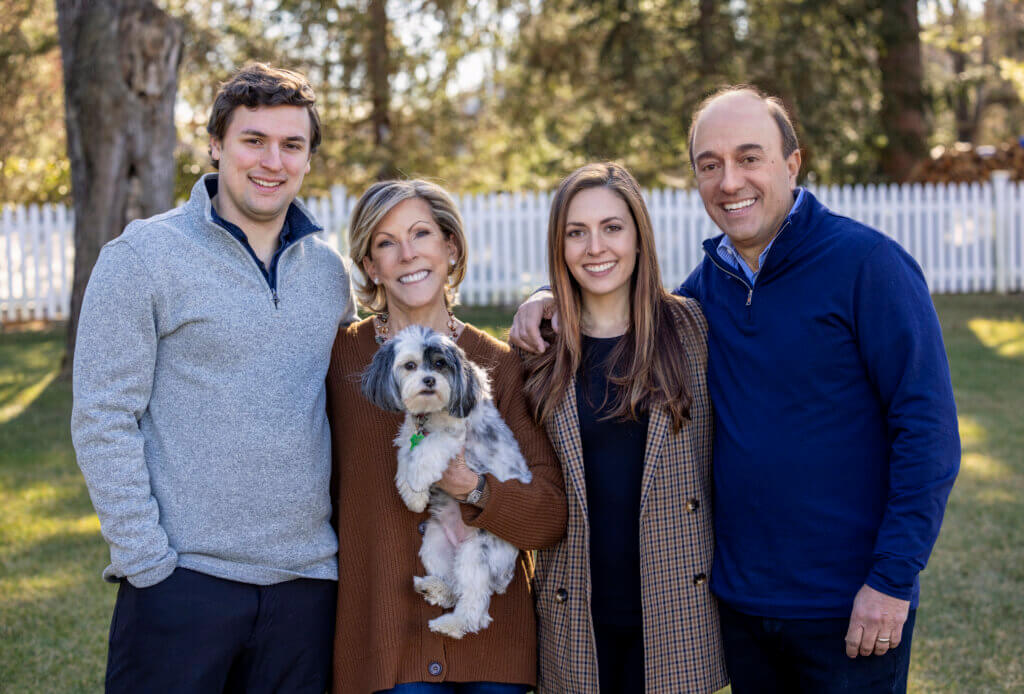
left=462, top=474, right=487, bottom=504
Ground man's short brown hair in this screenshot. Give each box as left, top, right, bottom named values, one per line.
left=688, top=85, right=799, bottom=171
left=207, top=63, right=322, bottom=169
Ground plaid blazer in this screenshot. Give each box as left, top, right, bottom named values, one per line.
left=534, top=297, right=728, bottom=693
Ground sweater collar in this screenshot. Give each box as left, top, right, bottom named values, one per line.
left=702, top=187, right=823, bottom=283
left=187, top=173, right=324, bottom=242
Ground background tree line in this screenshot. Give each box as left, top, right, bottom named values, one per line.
left=7, top=0, right=1024, bottom=206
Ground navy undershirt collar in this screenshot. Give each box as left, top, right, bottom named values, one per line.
left=204, top=176, right=320, bottom=292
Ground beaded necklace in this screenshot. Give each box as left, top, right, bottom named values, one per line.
left=373, top=310, right=459, bottom=345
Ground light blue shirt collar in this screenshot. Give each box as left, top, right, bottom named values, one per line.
left=716, top=188, right=805, bottom=286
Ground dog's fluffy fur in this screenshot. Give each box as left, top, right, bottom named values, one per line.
left=361, top=325, right=532, bottom=639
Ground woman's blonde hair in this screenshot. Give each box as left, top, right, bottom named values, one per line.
left=348, top=180, right=468, bottom=313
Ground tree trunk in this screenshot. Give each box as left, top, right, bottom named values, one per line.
left=366, top=0, right=396, bottom=179
left=56, top=0, right=182, bottom=370
left=877, top=0, right=928, bottom=181
left=697, top=0, right=719, bottom=89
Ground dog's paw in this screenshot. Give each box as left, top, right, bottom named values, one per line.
left=469, top=611, right=493, bottom=632
left=409, top=469, right=444, bottom=496
left=428, top=613, right=469, bottom=639
left=413, top=575, right=456, bottom=608
left=399, top=485, right=429, bottom=513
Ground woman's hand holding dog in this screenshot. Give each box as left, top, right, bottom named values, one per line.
left=437, top=451, right=481, bottom=501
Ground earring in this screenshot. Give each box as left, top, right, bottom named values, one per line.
left=373, top=277, right=380, bottom=285
left=449, top=258, right=456, bottom=266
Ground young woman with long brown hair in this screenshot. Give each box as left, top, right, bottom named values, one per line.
left=523, top=162, right=728, bottom=693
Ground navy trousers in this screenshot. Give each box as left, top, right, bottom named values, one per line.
left=105, top=567, right=336, bottom=694
left=719, top=602, right=916, bottom=694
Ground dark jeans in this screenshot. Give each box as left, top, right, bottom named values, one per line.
left=719, top=602, right=916, bottom=694
left=106, top=567, right=336, bottom=694
left=593, top=621, right=645, bottom=693
left=375, top=684, right=530, bottom=694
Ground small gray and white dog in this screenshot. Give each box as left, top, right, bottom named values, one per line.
left=361, top=325, right=532, bottom=639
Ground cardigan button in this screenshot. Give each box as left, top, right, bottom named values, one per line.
left=686, top=498, right=700, bottom=513
left=555, top=588, right=568, bottom=603
left=418, top=521, right=427, bottom=535
left=428, top=661, right=442, bottom=676
left=693, top=573, right=708, bottom=586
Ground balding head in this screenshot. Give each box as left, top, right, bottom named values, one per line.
left=687, top=85, right=802, bottom=260
left=688, top=86, right=799, bottom=172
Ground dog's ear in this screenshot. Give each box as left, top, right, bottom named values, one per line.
left=361, top=340, right=403, bottom=412
left=447, top=345, right=483, bottom=417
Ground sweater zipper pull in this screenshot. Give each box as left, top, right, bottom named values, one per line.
left=745, top=288, right=752, bottom=306
left=272, top=288, right=280, bottom=309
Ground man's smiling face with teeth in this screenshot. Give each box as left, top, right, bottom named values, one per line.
left=209, top=104, right=312, bottom=236
left=691, top=92, right=801, bottom=262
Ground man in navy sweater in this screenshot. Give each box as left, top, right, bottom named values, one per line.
left=511, top=87, right=960, bottom=692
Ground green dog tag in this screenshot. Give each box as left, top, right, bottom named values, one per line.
left=410, top=432, right=425, bottom=450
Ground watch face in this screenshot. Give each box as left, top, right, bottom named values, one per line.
left=463, top=475, right=485, bottom=504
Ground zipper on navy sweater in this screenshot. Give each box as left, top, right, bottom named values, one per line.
left=705, top=218, right=791, bottom=309
left=706, top=253, right=754, bottom=305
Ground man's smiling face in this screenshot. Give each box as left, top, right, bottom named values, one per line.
left=691, top=93, right=801, bottom=256
left=209, top=104, right=312, bottom=233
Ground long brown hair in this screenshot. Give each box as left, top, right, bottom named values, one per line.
left=523, top=162, right=698, bottom=433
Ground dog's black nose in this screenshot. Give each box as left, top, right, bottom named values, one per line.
left=422, top=376, right=435, bottom=388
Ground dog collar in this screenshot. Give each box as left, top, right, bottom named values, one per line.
left=410, top=413, right=429, bottom=450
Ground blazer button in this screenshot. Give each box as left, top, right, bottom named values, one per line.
left=418, top=521, right=427, bottom=535
left=555, top=588, right=568, bottom=603
left=686, top=498, right=700, bottom=513
left=693, top=573, right=708, bottom=586
left=428, top=661, right=442, bottom=676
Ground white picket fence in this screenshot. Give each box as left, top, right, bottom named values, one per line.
left=2, top=173, right=1022, bottom=322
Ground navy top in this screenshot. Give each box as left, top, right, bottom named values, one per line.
left=677, top=189, right=960, bottom=618
left=576, top=334, right=649, bottom=626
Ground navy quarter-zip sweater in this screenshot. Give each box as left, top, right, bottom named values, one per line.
left=677, top=189, right=960, bottom=618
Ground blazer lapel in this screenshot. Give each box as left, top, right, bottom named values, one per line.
left=547, top=375, right=589, bottom=521
left=639, top=404, right=671, bottom=518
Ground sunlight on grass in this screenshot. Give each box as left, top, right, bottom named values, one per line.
left=0, top=367, right=59, bottom=423
left=956, top=415, right=1012, bottom=483
left=967, top=317, right=1024, bottom=358
left=0, top=570, right=87, bottom=607
left=957, top=415, right=987, bottom=448
left=0, top=495, right=99, bottom=555
left=959, top=451, right=1013, bottom=482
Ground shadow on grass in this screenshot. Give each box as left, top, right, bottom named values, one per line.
left=909, top=295, right=1024, bottom=693
left=0, top=328, right=113, bottom=692
left=0, top=374, right=90, bottom=526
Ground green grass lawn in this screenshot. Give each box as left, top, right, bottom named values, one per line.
left=1, top=296, right=1021, bottom=692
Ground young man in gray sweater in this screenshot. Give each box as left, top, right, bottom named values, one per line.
left=71, top=63, right=356, bottom=693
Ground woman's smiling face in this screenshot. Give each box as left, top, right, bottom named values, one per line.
left=362, top=197, right=456, bottom=314
left=563, top=186, right=639, bottom=305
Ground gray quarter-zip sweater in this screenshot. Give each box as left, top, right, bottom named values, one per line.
left=71, top=174, right=357, bottom=588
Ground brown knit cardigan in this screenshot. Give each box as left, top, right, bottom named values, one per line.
left=325, top=318, right=568, bottom=693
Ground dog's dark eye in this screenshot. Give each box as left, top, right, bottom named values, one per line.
left=404, top=361, right=416, bottom=371
left=434, top=359, right=446, bottom=369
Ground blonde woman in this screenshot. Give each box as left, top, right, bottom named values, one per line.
left=325, top=179, right=567, bottom=694
left=522, top=163, right=728, bottom=692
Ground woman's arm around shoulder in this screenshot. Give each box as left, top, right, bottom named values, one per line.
left=459, top=331, right=568, bottom=550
